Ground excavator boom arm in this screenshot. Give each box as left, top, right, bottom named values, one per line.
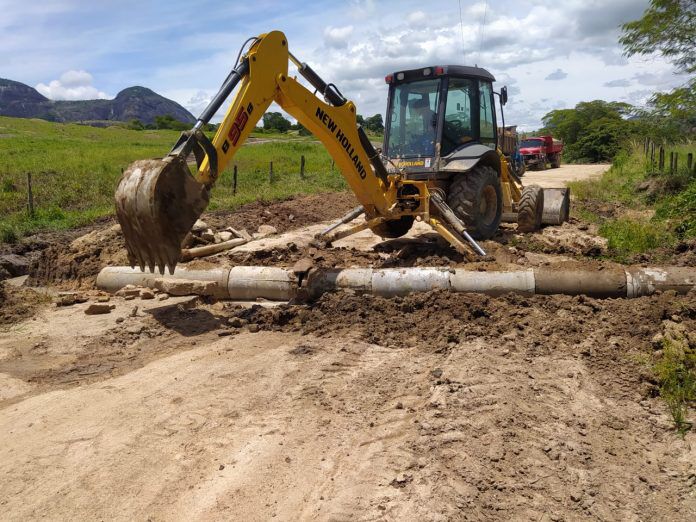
left=198, top=31, right=396, bottom=215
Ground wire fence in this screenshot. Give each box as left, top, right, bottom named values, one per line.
left=642, top=138, right=695, bottom=175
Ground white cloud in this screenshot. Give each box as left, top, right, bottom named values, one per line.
left=36, top=70, right=108, bottom=100
left=407, top=11, right=426, bottom=26
left=184, top=90, right=212, bottom=117
left=604, top=79, right=631, bottom=88
left=4, top=0, right=685, bottom=130
left=544, top=68, right=568, bottom=81
left=323, top=25, right=354, bottom=48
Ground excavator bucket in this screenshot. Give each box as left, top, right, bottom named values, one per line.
left=115, top=156, right=209, bottom=274
left=541, top=188, right=570, bottom=225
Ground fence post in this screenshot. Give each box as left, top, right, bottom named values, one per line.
left=269, top=161, right=273, bottom=183
left=26, top=172, right=34, bottom=218
left=687, top=153, right=693, bottom=173
left=330, top=159, right=335, bottom=172
left=644, top=138, right=649, bottom=156
left=300, top=155, right=305, bottom=179
left=650, top=142, right=655, bottom=167
left=669, top=151, right=674, bottom=174
left=233, top=164, right=238, bottom=196
left=658, top=146, right=664, bottom=171
left=674, top=153, right=678, bottom=173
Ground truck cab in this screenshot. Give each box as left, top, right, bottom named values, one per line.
left=382, top=65, right=501, bottom=182
left=520, top=135, right=563, bottom=170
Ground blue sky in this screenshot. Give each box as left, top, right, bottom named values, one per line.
left=0, top=0, right=688, bottom=129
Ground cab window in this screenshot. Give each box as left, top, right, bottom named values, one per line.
left=442, top=77, right=475, bottom=157
left=479, top=81, right=496, bottom=149
left=386, top=79, right=440, bottom=157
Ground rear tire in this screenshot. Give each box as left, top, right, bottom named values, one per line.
left=517, top=184, right=544, bottom=233
left=370, top=215, right=414, bottom=238
left=447, top=165, right=502, bottom=240
left=550, top=154, right=561, bottom=168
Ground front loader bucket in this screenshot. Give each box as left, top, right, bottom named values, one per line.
left=541, top=188, right=570, bottom=225
left=115, top=157, right=209, bottom=274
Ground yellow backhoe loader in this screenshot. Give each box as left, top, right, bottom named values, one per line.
left=115, top=30, right=569, bottom=274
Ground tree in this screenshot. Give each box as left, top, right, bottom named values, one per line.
left=262, top=111, right=291, bottom=133
left=364, top=114, right=384, bottom=134
left=620, top=1, right=696, bottom=136
left=540, top=101, right=636, bottom=162
left=154, top=114, right=189, bottom=131
left=356, top=113, right=384, bottom=134
left=572, top=118, right=631, bottom=163
left=620, top=0, right=695, bottom=75
left=127, top=119, right=144, bottom=130
left=296, top=124, right=311, bottom=136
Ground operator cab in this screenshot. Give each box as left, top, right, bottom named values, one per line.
left=383, top=65, right=500, bottom=179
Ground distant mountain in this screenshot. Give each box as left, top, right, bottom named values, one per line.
left=0, top=78, right=195, bottom=125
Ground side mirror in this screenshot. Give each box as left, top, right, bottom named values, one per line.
left=501, top=86, right=508, bottom=106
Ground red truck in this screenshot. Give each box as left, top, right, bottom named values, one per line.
left=519, top=135, right=563, bottom=170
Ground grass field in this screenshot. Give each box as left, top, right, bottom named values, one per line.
left=0, top=117, right=354, bottom=242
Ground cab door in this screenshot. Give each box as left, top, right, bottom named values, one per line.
left=478, top=80, right=497, bottom=150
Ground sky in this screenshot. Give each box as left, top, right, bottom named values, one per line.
left=0, top=0, right=689, bottom=130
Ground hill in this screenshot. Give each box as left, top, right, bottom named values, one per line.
left=0, top=79, right=195, bottom=125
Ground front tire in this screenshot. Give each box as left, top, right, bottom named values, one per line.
left=517, top=184, right=544, bottom=233
left=447, top=165, right=502, bottom=240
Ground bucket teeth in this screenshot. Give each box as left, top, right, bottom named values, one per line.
left=115, top=157, right=210, bottom=274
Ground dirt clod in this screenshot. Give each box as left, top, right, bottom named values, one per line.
left=84, top=303, right=115, bottom=315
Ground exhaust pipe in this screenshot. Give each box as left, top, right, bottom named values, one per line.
left=97, top=266, right=695, bottom=300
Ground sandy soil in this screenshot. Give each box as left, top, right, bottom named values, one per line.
left=1, top=169, right=695, bottom=520
left=523, top=163, right=609, bottom=188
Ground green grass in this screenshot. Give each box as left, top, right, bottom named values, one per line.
left=598, top=218, right=674, bottom=262
left=654, top=335, right=696, bottom=436
left=0, top=117, right=343, bottom=241
left=568, top=142, right=695, bottom=261
left=569, top=148, right=646, bottom=206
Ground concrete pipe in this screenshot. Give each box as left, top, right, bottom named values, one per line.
left=371, top=268, right=451, bottom=298
left=626, top=267, right=696, bottom=297
left=227, top=266, right=297, bottom=301
left=533, top=267, right=628, bottom=298
left=95, top=266, right=231, bottom=298
left=306, top=268, right=373, bottom=298
left=450, top=269, right=535, bottom=296
left=96, top=265, right=696, bottom=301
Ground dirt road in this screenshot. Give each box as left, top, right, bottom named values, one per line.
left=523, top=163, right=609, bottom=188
left=1, top=185, right=695, bottom=521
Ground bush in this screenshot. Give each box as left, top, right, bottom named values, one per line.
left=262, top=112, right=291, bottom=133
left=654, top=336, right=696, bottom=435
left=0, top=223, right=18, bottom=243
left=127, top=119, right=145, bottom=130
left=154, top=115, right=189, bottom=131
left=655, top=179, right=696, bottom=238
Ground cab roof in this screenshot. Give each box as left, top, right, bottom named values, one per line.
left=387, top=65, right=495, bottom=84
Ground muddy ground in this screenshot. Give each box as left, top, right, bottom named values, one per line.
left=1, top=164, right=695, bottom=520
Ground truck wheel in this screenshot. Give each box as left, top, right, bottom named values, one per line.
left=517, top=184, right=544, bottom=233
left=447, top=165, right=502, bottom=240
left=370, top=215, right=414, bottom=238
left=551, top=154, right=561, bottom=168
